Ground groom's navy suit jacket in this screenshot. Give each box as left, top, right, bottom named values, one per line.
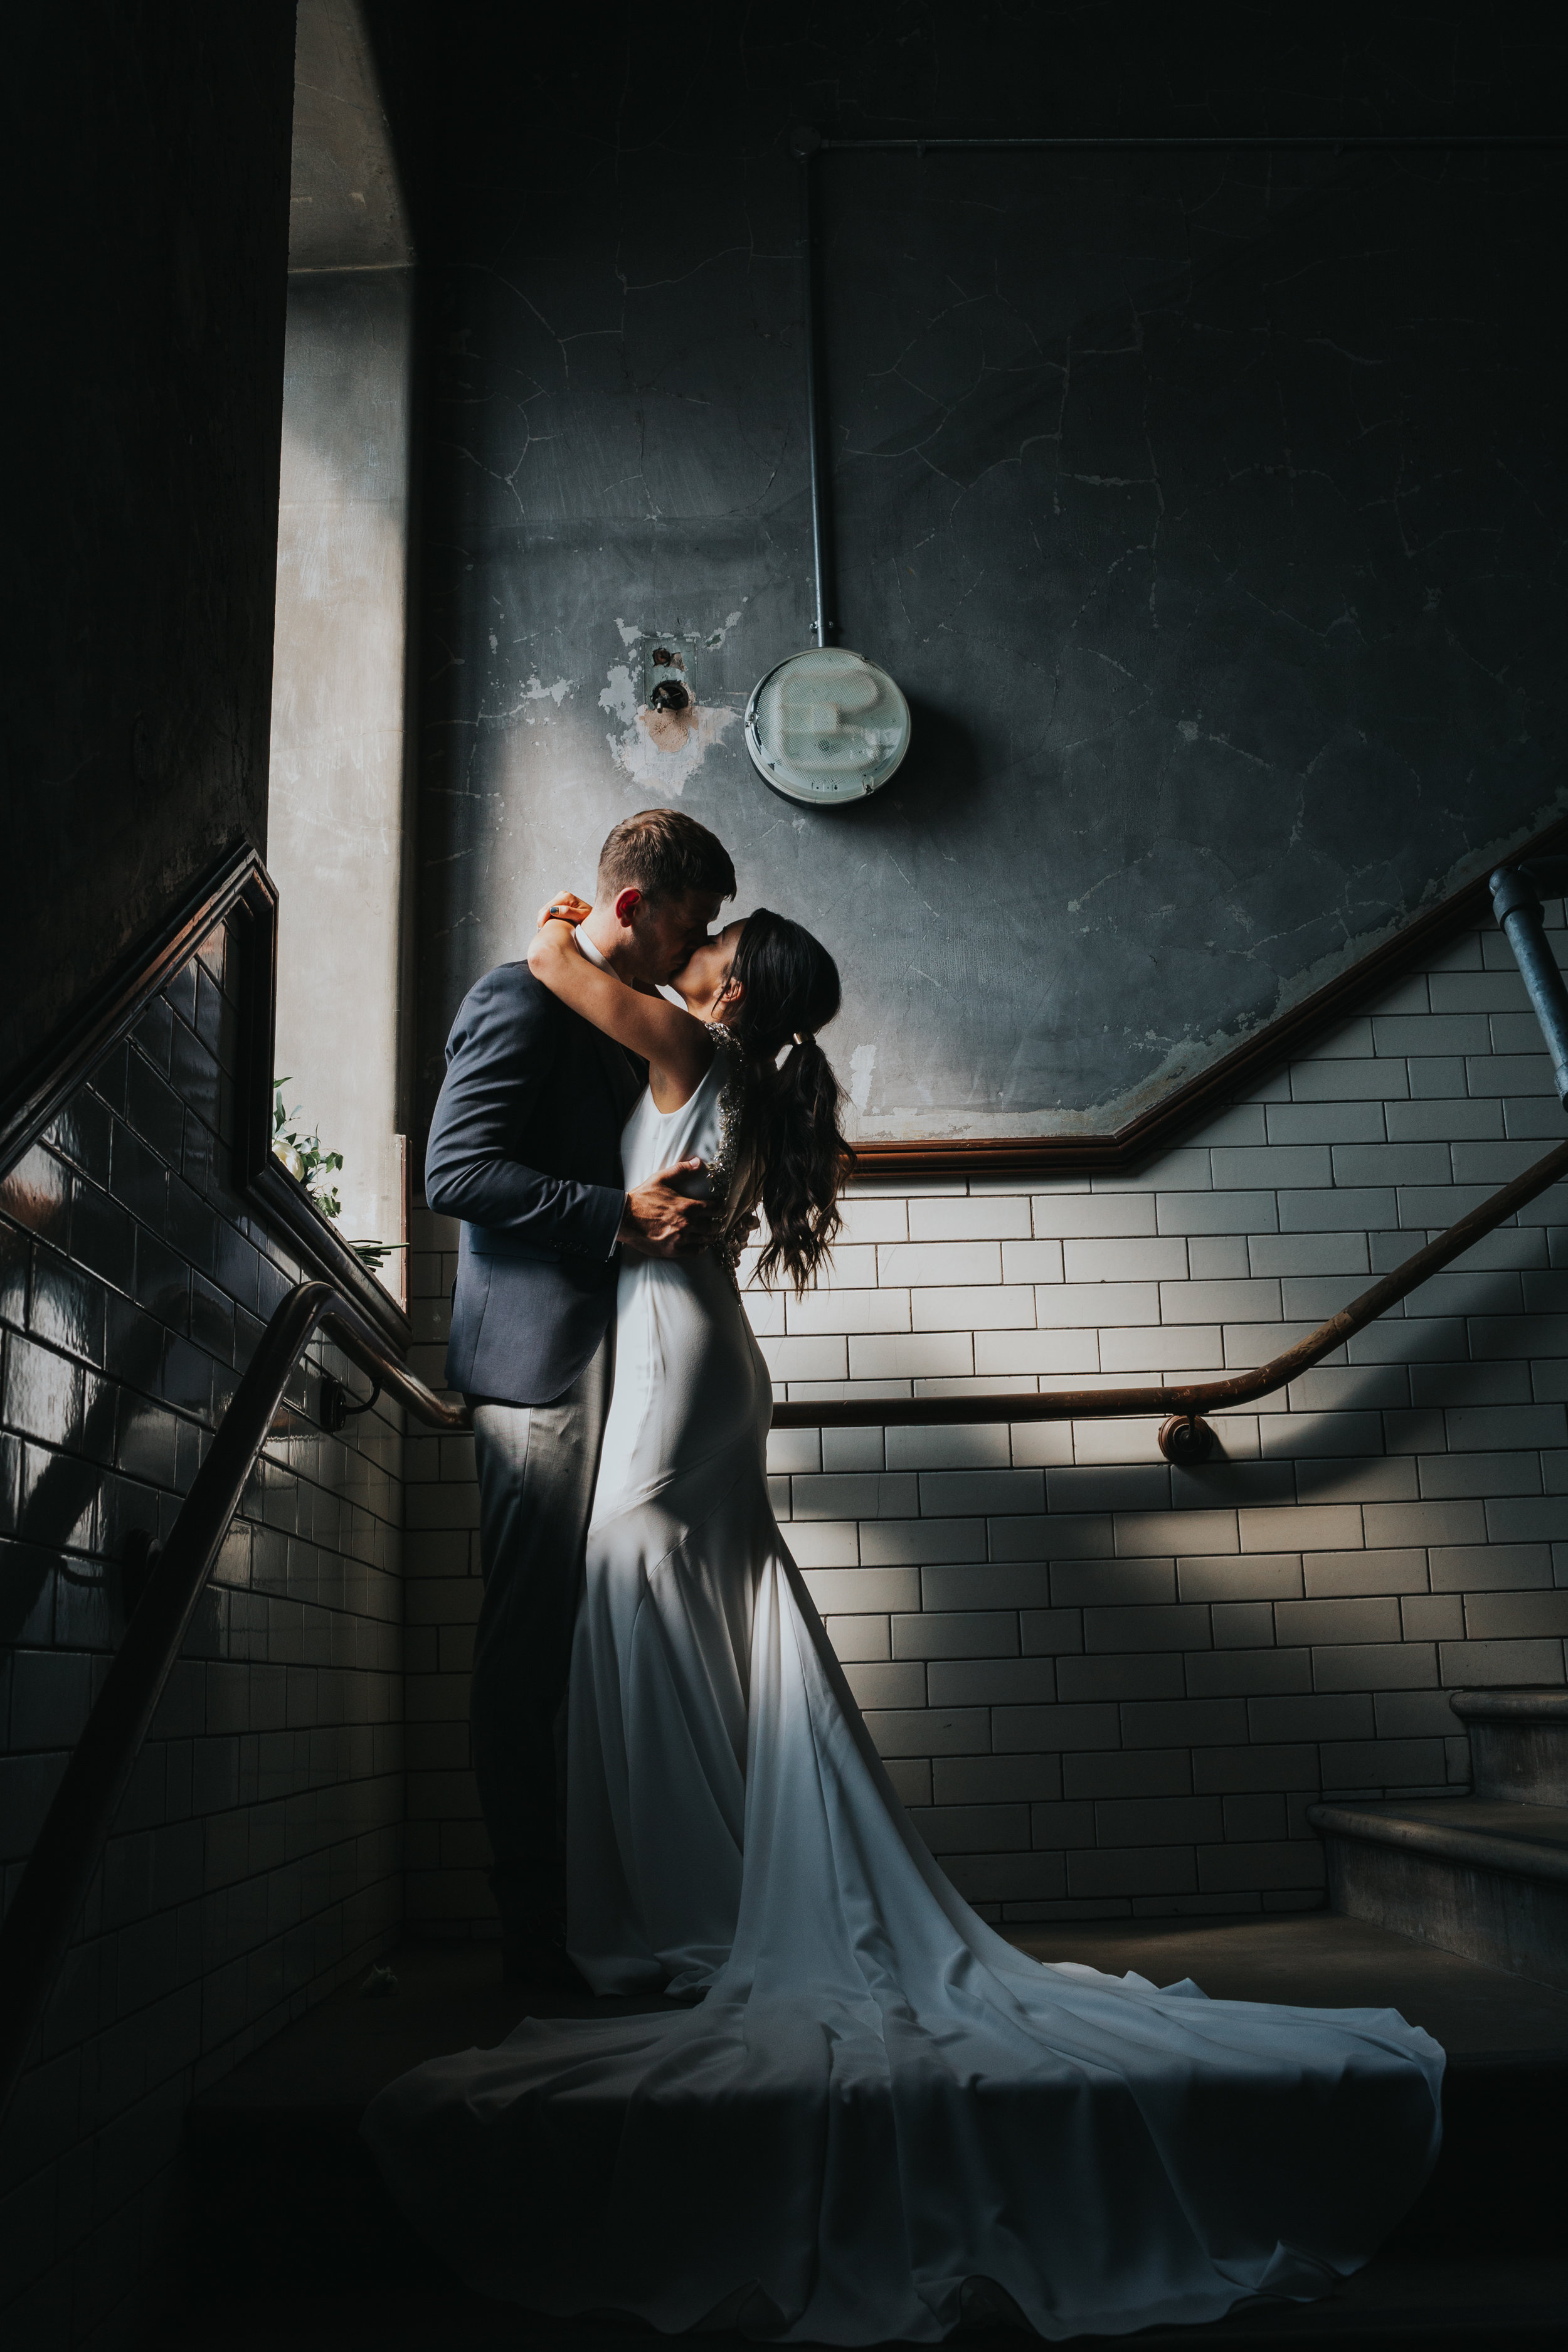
left=424, top=961, right=645, bottom=1406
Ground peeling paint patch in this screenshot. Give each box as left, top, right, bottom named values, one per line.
left=849, top=1041, right=877, bottom=1112
left=608, top=693, right=738, bottom=793
left=517, top=674, right=573, bottom=728
left=599, top=664, right=639, bottom=726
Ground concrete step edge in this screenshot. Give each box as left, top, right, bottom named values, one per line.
left=1450, top=1687, right=1568, bottom=1726
left=1308, top=1800, right=1568, bottom=1887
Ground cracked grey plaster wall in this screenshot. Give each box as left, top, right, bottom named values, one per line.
left=0, top=910, right=404, bottom=2350
left=393, top=3, right=1568, bottom=1147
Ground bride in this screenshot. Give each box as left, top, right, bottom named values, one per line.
left=365, top=899, right=1443, bottom=2344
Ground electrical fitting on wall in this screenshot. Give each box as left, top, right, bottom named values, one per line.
left=744, top=645, right=911, bottom=805
left=644, top=642, right=693, bottom=714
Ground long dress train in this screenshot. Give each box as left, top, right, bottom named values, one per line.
left=364, top=1041, right=1443, bottom=2344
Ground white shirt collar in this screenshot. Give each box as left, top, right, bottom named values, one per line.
left=572, top=922, right=684, bottom=1009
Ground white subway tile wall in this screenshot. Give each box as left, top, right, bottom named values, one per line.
left=403, top=911, right=1568, bottom=1933
left=0, top=916, right=403, bottom=2348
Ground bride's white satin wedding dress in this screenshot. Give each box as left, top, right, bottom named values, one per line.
left=364, top=1039, right=1444, bottom=2344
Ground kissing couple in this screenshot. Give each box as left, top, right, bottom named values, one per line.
left=366, top=807, right=1444, bottom=2344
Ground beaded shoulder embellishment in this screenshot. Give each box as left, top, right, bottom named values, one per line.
left=702, top=1024, right=746, bottom=1284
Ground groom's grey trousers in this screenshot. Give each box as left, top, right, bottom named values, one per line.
left=467, top=1327, right=615, bottom=1940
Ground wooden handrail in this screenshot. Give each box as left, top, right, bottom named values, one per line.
left=0, top=1279, right=464, bottom=2129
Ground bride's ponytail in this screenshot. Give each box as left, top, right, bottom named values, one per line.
left=716, top=912, right=852, bottom=1293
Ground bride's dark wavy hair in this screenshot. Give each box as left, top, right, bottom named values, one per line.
left=718, top=909, right=852, bottom=1293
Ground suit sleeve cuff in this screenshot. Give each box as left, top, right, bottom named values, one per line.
left=581, top=1184, right=626, bottom=1263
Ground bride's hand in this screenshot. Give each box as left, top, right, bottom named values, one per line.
left=536, top=889, right=592, bottom=930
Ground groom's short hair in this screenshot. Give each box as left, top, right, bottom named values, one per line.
left=596, top=808, right=736, bottom=906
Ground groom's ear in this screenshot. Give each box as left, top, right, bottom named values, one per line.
left=613, top=887, right=643, bottom=926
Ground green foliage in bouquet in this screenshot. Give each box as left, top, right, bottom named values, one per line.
left=272, top=1079, right=343, bottom=1219
left=272, top=1079, right=407, bottom=1278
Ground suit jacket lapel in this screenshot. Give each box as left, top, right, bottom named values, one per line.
left=587, top=1022, right=645, bottom=1122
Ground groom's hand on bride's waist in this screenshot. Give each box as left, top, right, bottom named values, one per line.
left=617, top=1158, right=714, bottom=1258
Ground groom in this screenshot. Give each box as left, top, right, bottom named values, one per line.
left=425, top=807, right=738, bottom=1983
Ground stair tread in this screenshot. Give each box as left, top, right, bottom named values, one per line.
left=1450, top=1687, right=1568, bottom=1725
left=1310, top=1796, right=1568, bottom=1880
left=1316, top=1794, right=1568, bottom=1839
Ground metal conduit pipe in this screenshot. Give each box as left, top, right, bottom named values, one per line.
left=792, top=127, right=834, bottom=649
left=1491, top=857, right=1568, bottom=1109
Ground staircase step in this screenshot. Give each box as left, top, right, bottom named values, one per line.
left=1309, top=1796, right=1568, bottom=1989
left=1451, top=1687, right=1568, bottom=1807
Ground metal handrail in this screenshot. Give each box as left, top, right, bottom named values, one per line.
left=772, top=1137, right=1568, bottom=1443
left=0, top=1279, right=465, bottom=2127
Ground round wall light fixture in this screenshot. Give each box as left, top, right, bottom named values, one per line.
left=744, top=645, right=911, bottom=807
